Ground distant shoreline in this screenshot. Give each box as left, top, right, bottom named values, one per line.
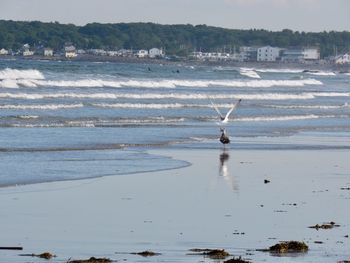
left=1, top=54, right=349, bottom=72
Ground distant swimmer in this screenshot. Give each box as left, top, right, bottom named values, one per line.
left=220, top=128, right=230, bottom=145
left=210, top=98, right=242, bottom=124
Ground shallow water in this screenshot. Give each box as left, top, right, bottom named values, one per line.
left=0, top=59, right=349, bottom=185
left=0, top=148, right=349, bottom=262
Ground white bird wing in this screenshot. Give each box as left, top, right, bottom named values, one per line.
left=209, top=99, right=224, bottom=120
left=222, top=99, right=242, bottom=123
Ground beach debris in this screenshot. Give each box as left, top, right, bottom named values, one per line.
left=0, top=246, right=23, bottom=250
left=340, top=187, right=350, bottom=190
left=338, top=261, right=350, bottom=263
left=224, top=256, right=252, bottom=263
left=188, top=248, right=230, bottom=259
left=257, top=241, right=308, bottom=253
left=308, top=221, right=340, bottom=230
left=130, top=250, right=161, bottom=257
left=314, top=241, right=324, bottom=244
left=20, top=252, right=55, bottom=259
left=66, top=257, right=112, bottom=263
left=264, top=179, right=270, bottom=184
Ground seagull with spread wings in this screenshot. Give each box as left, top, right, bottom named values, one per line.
left=210, top=98, right=242, bottom=124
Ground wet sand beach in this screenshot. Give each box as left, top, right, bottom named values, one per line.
left=1, top=146, right=350, bottom=262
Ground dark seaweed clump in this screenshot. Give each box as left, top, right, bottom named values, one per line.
left=131, top=250, right=161, bottom=257
left=20, top=252, right=55, bottom=260
left=67, top=257, right=111, bottom=263
left=268, top=241, right=309, bottom=253
left=189, top=248, right=230, bottom=259
left=224, top=256, right=252, bottom=263
left=309, top=221, right=340, bottom=230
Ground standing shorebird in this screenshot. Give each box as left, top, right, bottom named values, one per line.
left=209, top=98, right=241, bottom=146
left=220, top=128, right=230, bottom=146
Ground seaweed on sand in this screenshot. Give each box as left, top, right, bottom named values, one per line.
left=309, top=221, right=340, bottom=230
left=66, top=257, right=112, bottom=263
left=19, top=252, right=56, bottom=260
left=130, top=250, right=161, bottom=257
left=224, top=256, right=252, bottom=263
left=267, top=241, right=308, bottom=253
left=188, top=248, right=230, bottom=259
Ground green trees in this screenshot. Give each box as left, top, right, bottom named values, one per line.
left=0, top=20, right=349, bottom=57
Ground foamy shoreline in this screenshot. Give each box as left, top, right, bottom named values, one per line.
left=0, top=147, right=350, bottom=262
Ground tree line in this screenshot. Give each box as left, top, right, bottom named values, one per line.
left=0, top=20, right=349, bottom=58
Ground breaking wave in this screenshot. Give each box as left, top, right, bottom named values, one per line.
left=2, top=91, right=347, bottom=101
left=235, top=114, right=333, bottom=122
left=264, top=103, right=350, bottom=109
left=0, top=68, right=45, bottom=80
left=239, top=68, right=261, bottom=79
left=306, top=71, right=336, bottom=76
left=255, top=68, right=304, bottom=73
left=0, top=103, right=84, bottom=110
left=0, top=78, right=323, bottom=89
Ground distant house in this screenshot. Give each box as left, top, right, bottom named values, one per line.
left=64, top=45, right=77, bottom=58
left=23, top=50, right=34, bottom=56
left=149, top=48, right=164, bottom=58
left=303, top=48, right=320, bottom=60
left=0, top=48, right=8, bottom=55
left=239, top=46, right=258, bottom=62
left=281, top=49, right=304, bottom=62
left=44, top=48, right=53, bottom=57
left=257, top=46, right=281, bottom=62
left=22, top=44, right=34, bottom=56
left=136, top=49, right=148, bottom=58
left=281, top=47, right=320, bottom=62
left=117, top=49, right=133, bottom=57
left=335, top=53, right=350, bottom=64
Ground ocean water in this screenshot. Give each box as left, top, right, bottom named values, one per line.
left=0, top=59, right=349, bottom=186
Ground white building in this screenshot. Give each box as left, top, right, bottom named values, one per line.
left=22, top=44, right=34, bottom=56
left=117, top=49, right=132, bottom=57
left=239, top=46, right=258, bottom=62
left=334, top=53, right=350, bottom=64
left=136, top=49, right=148, bottom=58
left=257, top=46, right=281, bottom=62
left=23, top=50, right=34, bottom=56
left=44, top=48, right=53, bottom=57
left=0, top=48, right=8, bottom=55
left=303, top=48, right=320, bottom=60
left=149, top=48, right=164, bottom=58
left=64, top=45, right=77, bottom=58
left=281, top=47, right=320, bottom=62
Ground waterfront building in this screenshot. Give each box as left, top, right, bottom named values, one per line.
left=0, top=48, right=9, bottom=55
left=64, top=45, right=77, bottom=58
left=149, top=48, right=164, bottom=58
left=136, top=49, right=148, bottom=58
left=44, top=48, right=53, bottom=57
left=257, top=46, right=281, bottom=62
left=334, top=53, right=350, bottom=64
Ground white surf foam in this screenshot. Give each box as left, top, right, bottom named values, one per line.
left=0, top=103, right=84, bottom=110
left=0, top=68, right=45, bottom=80
left=0, top=77, right=323, bottom=89
left=239, top=68, right=261, bottom=79
left=306, top=71, right=336, bottom=76
left=0, top=92, right=319, bottom=100
left=0, top=91, right=324, bottom=101
left=255, top=68, right=304, bottom=73
left=236, top=114, right=326, bottom=122
left=265, top=103, right=350, bottom=110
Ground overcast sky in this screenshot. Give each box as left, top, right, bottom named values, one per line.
left=1, top=0, right=349, bottom=32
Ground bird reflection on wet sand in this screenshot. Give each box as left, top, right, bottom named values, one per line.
left=219, top=150, right=238, bottom=191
